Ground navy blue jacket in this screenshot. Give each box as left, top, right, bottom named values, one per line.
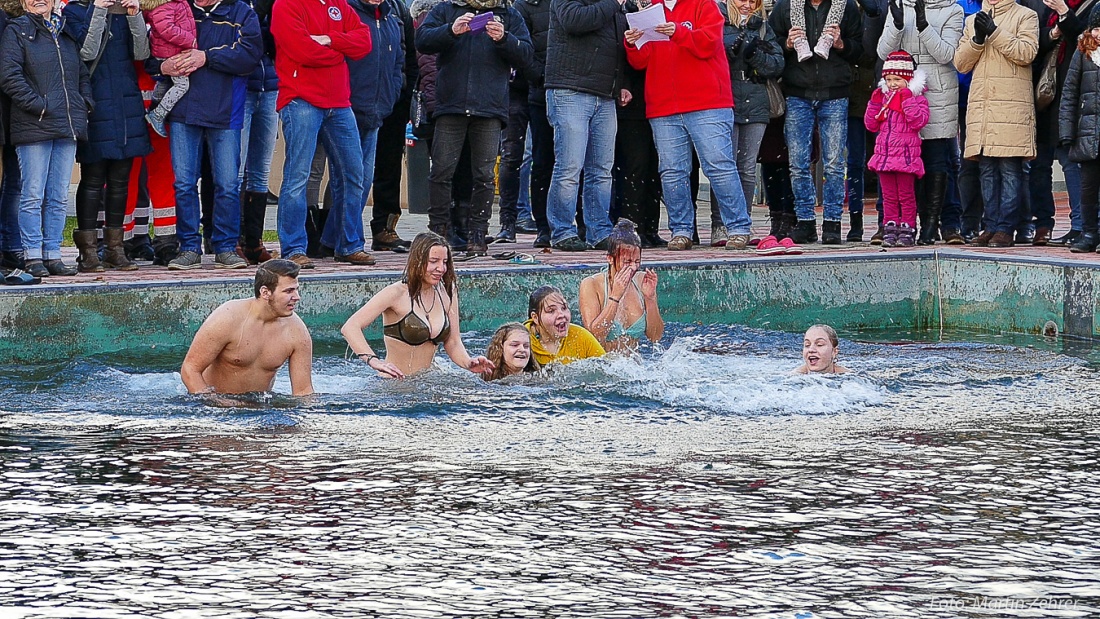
left=0, top=13, right=93, bottom=145
left=63, top=2, right=151, bottom=163
left=415, top=1, right=533, bottom=123
left=247, top=0, right=278, bottom=92
left=348, top=0, right=405, bottom=131
left=153, top=0, right=263, bottom=130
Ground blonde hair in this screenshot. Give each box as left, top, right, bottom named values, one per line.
left=726, top=0, right=763, bottom=24
left=482, top=323, right=540, bottom=381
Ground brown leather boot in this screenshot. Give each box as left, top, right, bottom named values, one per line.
left=73, top=229, right=104, bottom=273
left=102, top=228, right=138, bottom=271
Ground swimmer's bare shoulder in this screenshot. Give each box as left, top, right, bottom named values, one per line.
left=792, top=364, right=850, bottom=375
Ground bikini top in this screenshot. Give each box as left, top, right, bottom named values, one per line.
left=383, top=288, right=452, bottom=346
left=604, top=269, right=647, bottom=341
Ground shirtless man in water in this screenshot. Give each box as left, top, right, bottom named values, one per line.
left=181, top=259, right=314, bottom=395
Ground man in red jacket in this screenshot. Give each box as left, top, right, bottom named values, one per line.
left=624, top=0, right=752, bottom=251
left=272, top=0, right=374, bottom=268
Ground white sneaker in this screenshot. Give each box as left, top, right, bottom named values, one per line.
left=814, top=33, right=833, bottom=59
left=794, top=37, right=812, bottom=62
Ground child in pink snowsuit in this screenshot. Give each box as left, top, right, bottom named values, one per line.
left=141, top=0, right=198, bottom=137
left=865, top=50, right=930, bottom=247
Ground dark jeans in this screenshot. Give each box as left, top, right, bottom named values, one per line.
left=1025, top=139, right=1059, bottom=231
left=613, top=117, right=662, bottom=235
left=957, top=112, right=983, bottom=234
left=498, top=89, right=530, bottom=229
left=0, top=145, right=21, bottom=252
left=979, top=156, right=1023, bottom=235
left=761, top=161, right=795, bottom=214
left=76, top=158, right=134, bottom=229
left=847, top=115, right=866, bottom=214
left=428, top=115, right=502, bottom=233
left=372, top=99, right=409, bottom=235
left=1079, top=158, right=1100, bottom=235
left=941, top=136, right=963, bottom=232
left=528, top=101, right=554, bottom=234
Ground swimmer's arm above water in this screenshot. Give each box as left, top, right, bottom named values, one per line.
left=440, top=287, right=495, bottom=374
left=341, top=284, right=407, bottom=378
left=579, top=267, right=634, bottom=343
left=287, top=319, right=316, bottom=396
left=181, top=307, right=235, bottom=394
left=641, top=269, right=664, bottom=342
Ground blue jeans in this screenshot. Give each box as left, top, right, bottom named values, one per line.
left=732, top=122, right=767, bottom=209
left=277, top=100, right=364, bottom=257
left=546, top=89, right=616, bottom=245
left=15, top=139, right=77, bottom=260
left=0, top=145, right=21, bottom=252
left=846, top=115, right=865, bottom=214
left=650, top=107, right=751, bottom=237
left=240, top=89, right=279, bottom=193
left=170, top=122, right=242, bottom=254
left=321, top=126, right=377, bottom=254
left=979, top=156, right=1023, bottom=234
left=785, top=96, right=848, bottom=222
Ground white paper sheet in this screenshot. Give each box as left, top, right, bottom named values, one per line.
left=626, top=4, right=669, bottom=48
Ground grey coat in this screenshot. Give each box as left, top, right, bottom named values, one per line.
left=720, top=7, right=784, bottom=125
left=876, top=0, right=963, bottom=140
left=1059, top=47, right=1100, bottom=163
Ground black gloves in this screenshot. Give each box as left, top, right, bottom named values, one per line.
left=743, top=37, right=759, bottom=59
left=889, top=0, right=904, bottom=30
left=730, top=32, right=747, bottom=55
left=973, top=10, right=996, bottom=44
left=915, top=0, right=928, bottom=31
left=858, top=0, right=880, bottom=18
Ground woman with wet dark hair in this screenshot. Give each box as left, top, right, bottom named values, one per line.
left=578, top=218, right=664, bottom=351
left=524, top=284, right=604, bottom=365
left=341, top=232, right=494, bottom=378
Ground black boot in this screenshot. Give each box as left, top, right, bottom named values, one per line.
left=305, top=205, right=330, bottom=258
left=450, top=201, right=470, bottom=251
left=821, top=220, right=842, bottom=245
left=767, top=209, right=784, bottom=237
left=1070, top=232, right=1099, bottom=253
left=918, top=172, right=947, bottom=245
left=152, top=234, right=180, bottom=266
left=124, top=233, right=155, bottom=261
left=74, top=229, right=104, bottom=273
left=466, top=226, right=489, bottom=256
left=102, top=227, right=138, bottom=271
left=790, top=220, right=818, bottom=244
left=2, top=250, right=25, bottom=271
left=847, top=213, right=863, bottom=242
left=776, top=212, right=797, bottom=240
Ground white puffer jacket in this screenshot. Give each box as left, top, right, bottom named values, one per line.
left=876, top=0, right=965, bottom=140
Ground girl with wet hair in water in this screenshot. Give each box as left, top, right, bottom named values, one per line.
left=524, top=285, right=605, bottom=366
left=578, top=218, right=664, bottom=351
left=341, top=232, right=494, bottom=378
left=795, top=324, right=849, bottom=374
left=482, top=322, right=541, bottom=381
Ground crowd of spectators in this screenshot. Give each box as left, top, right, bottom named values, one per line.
left=0, top=0, right=1096, bottom=281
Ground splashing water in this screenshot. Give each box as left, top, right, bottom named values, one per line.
left=1, top=324, right=1098, bottom=618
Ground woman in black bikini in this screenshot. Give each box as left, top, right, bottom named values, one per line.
left=341, top=232, right=494, bottom=378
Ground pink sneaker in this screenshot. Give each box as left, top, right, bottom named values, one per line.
left=779, top=237, right=803, bottom=255
left=755, top=235, right=785, bottom=256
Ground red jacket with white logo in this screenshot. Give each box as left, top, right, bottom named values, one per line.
left=271, top=0, right=373, bottom=110
left=623, top=0, right=732, bottom=118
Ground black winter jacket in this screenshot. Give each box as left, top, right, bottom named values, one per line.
left=415, top=1, right=533, bottom=123
left=0, top=13, right=92, bottom=145
left=543, top=0, right=625, bottom=99
left=515, top=0, right=549, bottom=105
left=720, top=7, right=784, bottom=125
left=63, top=2, right=151, bottom=164
left=1059, top=47, right=1100, bottom=163
left=769, top=0, right=864, bottom=101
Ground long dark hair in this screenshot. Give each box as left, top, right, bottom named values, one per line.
left=404, top=232, right=455, bottom=305
left=606, top=218, right=641, bottom=258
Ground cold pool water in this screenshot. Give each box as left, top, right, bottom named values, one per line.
left=1, top=324, right=1098, bottom=618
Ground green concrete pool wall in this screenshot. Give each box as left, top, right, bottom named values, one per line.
left=0, top=250, right=1092, bottom=363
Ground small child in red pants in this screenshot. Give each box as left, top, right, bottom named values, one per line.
left=865, top=50, right=930, bottom=247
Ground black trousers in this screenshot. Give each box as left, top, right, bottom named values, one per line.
left=498, top=90, right=530, bottom=229
left=613, top=117, right=662, bottom=235
left=76, top=158, right=134, bottom=230
left=428, top=115, right=502, bottom=233
left=371, top=100, right=410, bottom=235
left=1079, top=159, right=1100, bottom=236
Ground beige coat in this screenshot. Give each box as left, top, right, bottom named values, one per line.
left=954, top=0, right=1038, bottom=159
